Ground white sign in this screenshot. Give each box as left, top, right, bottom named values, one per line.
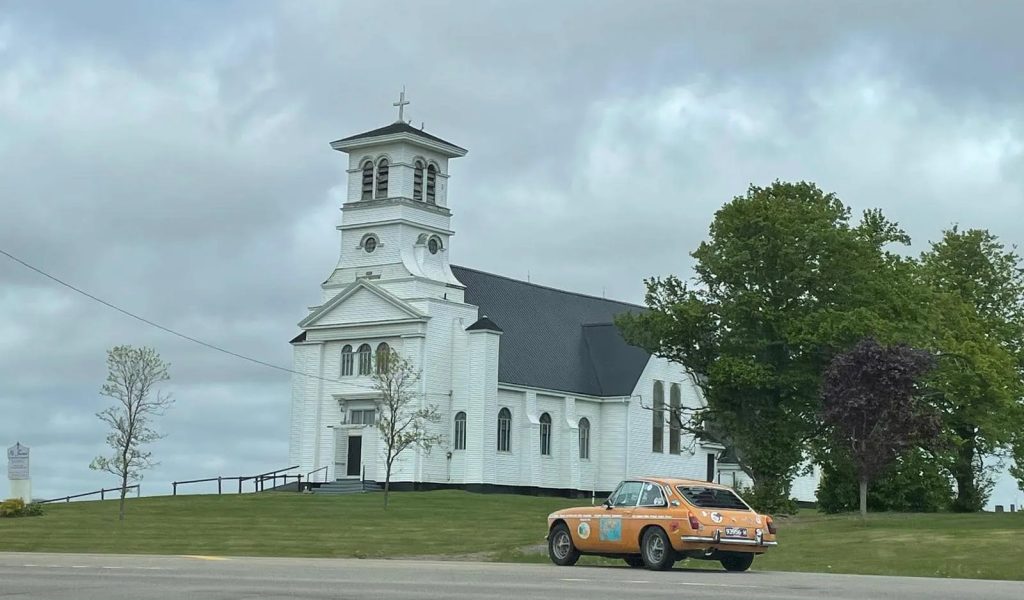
left=7, top=443, right=29, bottom=480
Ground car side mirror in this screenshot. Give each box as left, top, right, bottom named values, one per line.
left=603, top=500, right=613, bottom=510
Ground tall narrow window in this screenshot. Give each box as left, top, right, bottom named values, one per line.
left=669, top=383, right=682, bottom=454
left=454, top=412, right=467, bottom=451
left=340, top=345, right=354, bottom=377
left=578, top=418, right=590, bottom=460
left=426, top=164, right=437, bottom=204
left=652, top=381, right=664, bottom=453
left=497, top=408, right=511, bottom=452
left=360, top=161, right=374, bottom=200
left=357, top=344, right=372, bottom=375
left=375, top=342, right=391, bottom=374
left=413, top=160, right=424, bottom=201
left=375, top=158, right=389, bottom=198
left=539, top=412, right=552, bottom=456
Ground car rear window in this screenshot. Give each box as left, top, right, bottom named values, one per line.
left=677, top=486, right=749, bottom=510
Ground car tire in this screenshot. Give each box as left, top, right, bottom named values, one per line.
left=623, top=556, right=644, bottom=568
left=548, top=523, right=580, bottom=566
left=640, top=527, right=675, bottom=571
left=720, top=553, right=754, bottom=572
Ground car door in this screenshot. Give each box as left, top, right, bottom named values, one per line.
left=622, top=481, right=671, bottom=553
left=590, top=481, right=643, bottom=554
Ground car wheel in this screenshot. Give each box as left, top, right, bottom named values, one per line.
left=623, top=556, right=644, bottom=568
left=720, top=553, right=754, bottom=572
left=640, top=527, right=675, bottom=571
left=548, top=523, right=580, bottom=566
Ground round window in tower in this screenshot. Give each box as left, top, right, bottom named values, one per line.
left=364, top=236, right=378, bottom=253
left=428, top=237, right=440, bottom=255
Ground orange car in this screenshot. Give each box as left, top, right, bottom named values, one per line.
left=546, top=477, right=777, bottom=571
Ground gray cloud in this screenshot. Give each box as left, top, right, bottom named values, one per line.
left=1, top=0, right=1021, bottom=506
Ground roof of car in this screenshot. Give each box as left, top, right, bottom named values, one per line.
left=631, top=476, right=733, bottom=489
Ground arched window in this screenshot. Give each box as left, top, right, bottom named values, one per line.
left=669, top=384, right=682, bottom=454
left=340, top=345, right=354, bottom=377
left=375, top=342, right=391, bottom=374
left=539, top=412, right=552, bottom=456
left=578, top=418, right=590, bottom=460
left=497, top=408, right=512, bottom=452
left=652, top=381, right=664, bottom=453
left=426, top=164, right=437, bottom=204
left=357, top=344, right=372, bottom=375
left=360, top=160, right=374, bottom=200
left=413, top=160, right=424, bottom=201
left=454, top=411, right=467, bottom=451
left=375, top=158, right=389, bottom=198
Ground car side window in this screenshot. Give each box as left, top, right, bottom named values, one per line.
left=638, top=482, right=667, bottom=507
left=611, top=481, right=644, bottom=507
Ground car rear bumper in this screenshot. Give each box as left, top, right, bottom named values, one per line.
left=680, top=535, right=777, bottom=547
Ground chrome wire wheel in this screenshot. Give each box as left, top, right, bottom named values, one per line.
left=547, top=523, right=580, bottom=566
left=641, top=527, right=675, bottom=571
left=645, top=533, right=665, bottom=563
left=552, top=530, right=572, bottom=560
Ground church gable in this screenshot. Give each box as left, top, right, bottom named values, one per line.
left=299, top=280, right=425, bottom=329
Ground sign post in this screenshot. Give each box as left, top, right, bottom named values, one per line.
left=7, top=442, right=31, bottom=503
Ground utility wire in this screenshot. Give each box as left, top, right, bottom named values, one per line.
left=0, top=247, right=389, bottom=393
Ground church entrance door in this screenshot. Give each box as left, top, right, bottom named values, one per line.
left=346, top=435, right=362, bottom=477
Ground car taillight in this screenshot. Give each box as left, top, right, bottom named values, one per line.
left=687, top=511, right=701, bottom=530
left=766, top=516, right=777, bottom=535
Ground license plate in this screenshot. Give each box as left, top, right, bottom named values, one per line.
left=724, top=527, right=747, bottom=537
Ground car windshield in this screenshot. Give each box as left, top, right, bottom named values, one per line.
left=677, top=485, right=750, bottom=510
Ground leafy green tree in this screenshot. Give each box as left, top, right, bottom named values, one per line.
left=821, top=338, right=940, bottom=516
left=618, top=181, right=918, bottom=512
left=918, top=228, right=1024, bottom=511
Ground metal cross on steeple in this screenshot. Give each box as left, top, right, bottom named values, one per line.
left=393, top=87, right=410, bottom=122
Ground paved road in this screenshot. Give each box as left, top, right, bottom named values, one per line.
left=1, top=552, right=1021, bottom=599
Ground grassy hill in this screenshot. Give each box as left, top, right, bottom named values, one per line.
left=1, top=490, right=1022, bottom=580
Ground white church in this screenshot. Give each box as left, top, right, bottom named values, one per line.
left=288, top=100, right=818, bottom=501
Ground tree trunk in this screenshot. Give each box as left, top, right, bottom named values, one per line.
left=952, top=428, right=979, bottom=512
left=859, top=478, right=868, bottom=518
left=383, top=461, right=392, bottom=510
left=118, top=470, right=128, bottom=522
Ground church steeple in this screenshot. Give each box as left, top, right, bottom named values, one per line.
left=320, top=95, right=468, bottom=301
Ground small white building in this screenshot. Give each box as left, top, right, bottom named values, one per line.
left=288, top=113, right=818, bottom=500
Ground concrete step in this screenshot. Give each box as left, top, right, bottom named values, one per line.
left=311, top=479, right=382, bottom=495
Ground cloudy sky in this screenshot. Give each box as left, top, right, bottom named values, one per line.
left=1, top=1, right=1021, bottom=506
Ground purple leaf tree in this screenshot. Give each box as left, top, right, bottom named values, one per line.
left=821, top=338, right=939, bottom=516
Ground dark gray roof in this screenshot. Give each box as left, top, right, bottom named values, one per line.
left=466, top=315, right=503, bottom=333
left=333, top=121, right=466, bottom=152
left=451, top=266, right=650, bottom=397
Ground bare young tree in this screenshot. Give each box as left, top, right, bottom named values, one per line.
left=89, top=345, right=173, bottom=521
left=372, top=349, right=442, bottom=509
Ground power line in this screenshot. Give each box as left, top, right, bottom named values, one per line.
left=0, top=247, right=381, bottom=392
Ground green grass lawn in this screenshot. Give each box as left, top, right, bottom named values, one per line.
left=1, top=490, right=1022, bottom=580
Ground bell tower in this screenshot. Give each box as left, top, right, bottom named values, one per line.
left=321, top=91, right=468, bottom=303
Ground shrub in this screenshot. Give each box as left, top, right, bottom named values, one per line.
left=19, top=502, right=45, bottom=517
left=816, top=449, right=953, bottom=513
left=0, top=498, right=26, bottom=517
left=0, top=498, right=44, bottom=518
